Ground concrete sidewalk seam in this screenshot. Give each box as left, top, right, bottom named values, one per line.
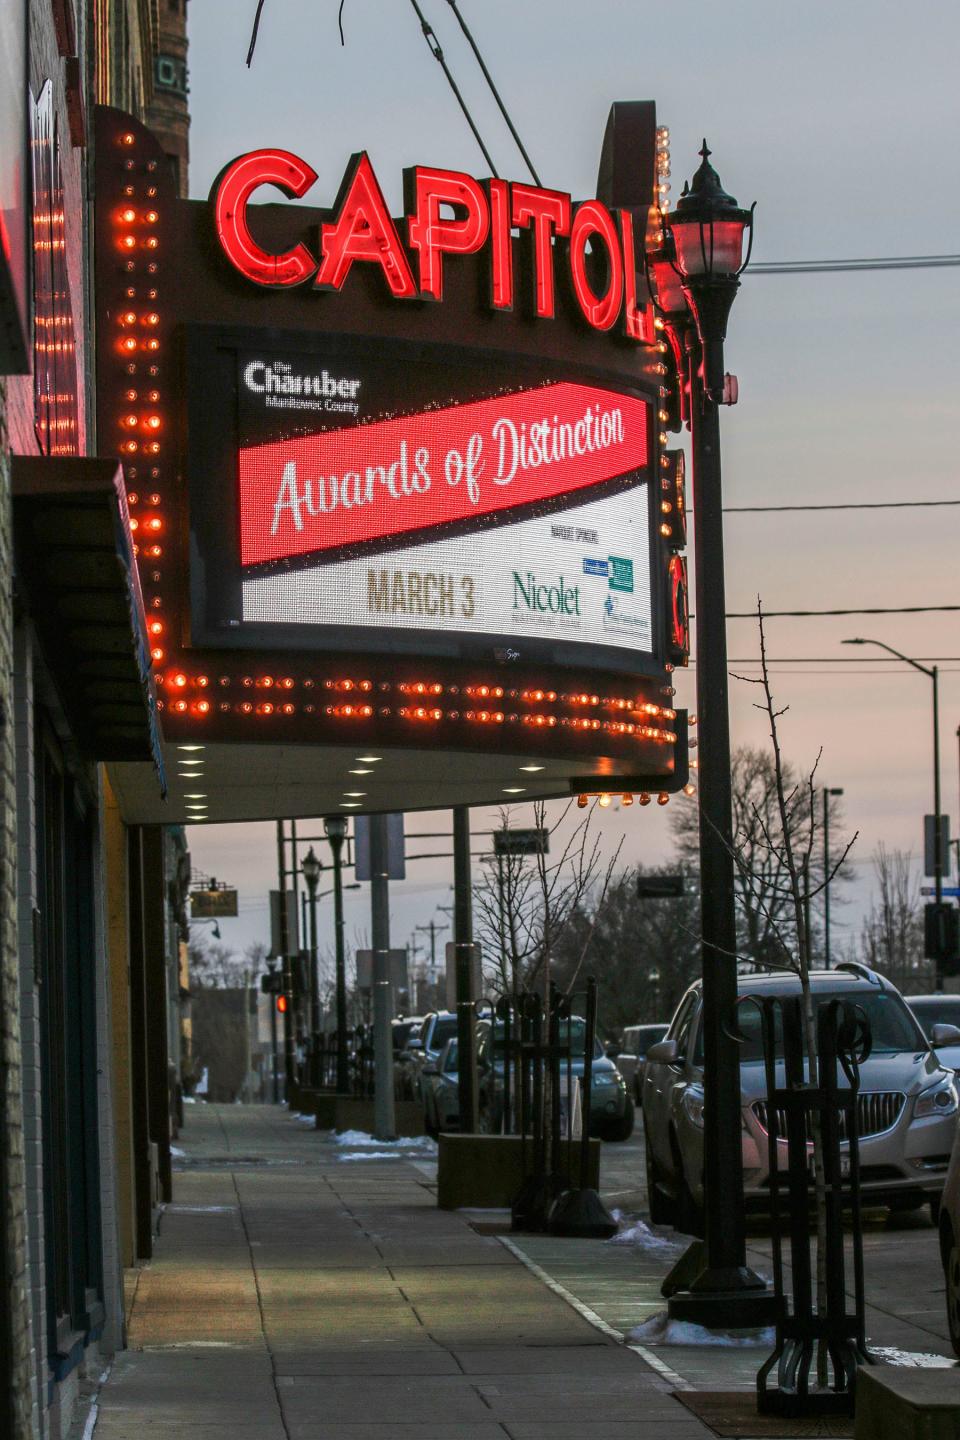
left=231, top=1170, right=293, bottom=1440
left=497, top=1235, right=693, bottom=1393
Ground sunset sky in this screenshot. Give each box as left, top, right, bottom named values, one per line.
left=183, top=0, right=959, bottom=978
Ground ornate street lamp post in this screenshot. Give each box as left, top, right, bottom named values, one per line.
left=301, top=846, right=322, bottom=1087
left=649, top=143, right=774, bottom=1327
left=323, top=815, right=351, bottom=1092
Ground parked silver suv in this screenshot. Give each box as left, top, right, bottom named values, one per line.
left=642, top=964, right=959, bottom=1233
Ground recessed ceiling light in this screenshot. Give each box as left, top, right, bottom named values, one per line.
left=349, top=768, right=372, bottom=774
left=520, top=765, right=545, bottom=772
left=183, top=794, right=207, bottom=799
left=356, top=756, right=382, bottom=763
left=178, top=745, right=205, bottom=752
left=185, top=805, right=208, bottom=811
left=342, top=802, right=362, bottom=808
left=343, top=792, right=366, bottom=798
left=503, top=787, right=526, bottom=794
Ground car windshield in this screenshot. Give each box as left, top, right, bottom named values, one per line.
left=694, top=991, right=926, bottom=1064
left=908, top=1000, right=960, bottom=1035
left=430, top=1017, right=458, bottom=1050
left=485, top=1019, right=603, bottom=1060
left=441, top=1041, right=458, bottom=1074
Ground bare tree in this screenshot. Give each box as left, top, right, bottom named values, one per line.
left=729, top=601, right=858, bottom=1382
left=673, top=746, right=851, bottom=969
left=859, top=846, right=932, bottom=993
left=472, top=801, right=622, bottom=999
left=188, top=937, right=242, bottom=989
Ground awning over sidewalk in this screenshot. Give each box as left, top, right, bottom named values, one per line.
left=12, top=455, right=165, bottom=789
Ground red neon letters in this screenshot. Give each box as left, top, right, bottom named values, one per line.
left=211, top=151, right=652, bottom=339
left=237, top=382, right=649, bottom=568
left=317, top=153, right=416, bottom=298
left=213, top=149, right=319, bottom=287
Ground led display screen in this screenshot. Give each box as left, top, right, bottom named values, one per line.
left=189, top=332, right=658, bottom=672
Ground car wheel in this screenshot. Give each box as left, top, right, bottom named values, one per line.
left=944, top=1226, right=960, bottom=1360
left=602, top=1099, right=635, bottom=1143
left=644, top=1121, right=677, bottom=1227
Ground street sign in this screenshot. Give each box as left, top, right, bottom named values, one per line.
left=924, top=815, right=952, bottom=878
left=355, top=948, right=408, bottom=992
left=190, top=887, right=238, bottom=918
left=445, top=942, right=483, bottom=1008
left=921, top=887, right=960, bottom=898
left=354, top=814, right=406, bottom=881
left=637, top=874, right=690, bottom=899
left=493, top=827, right=549, bottom=858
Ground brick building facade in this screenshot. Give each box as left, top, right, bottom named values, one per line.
left=0, top=5, right=190, bottom=1436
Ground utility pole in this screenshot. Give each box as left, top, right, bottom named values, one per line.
left=276, top=820, right=295, bottom=1094
left=453, top=806, right=478, bottom=1133
left=242, top=968, right=252, bottom=1103
left=369, top=814, right=396, bottom=1140
left=823, top=787, right=844, bottom=967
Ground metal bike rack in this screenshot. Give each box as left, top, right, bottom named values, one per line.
left=737, top=992, right=872, bottom=1418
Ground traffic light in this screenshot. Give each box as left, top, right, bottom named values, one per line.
left=260, top=970, right=282, bottom=994
left=925, top=903, right=960, bottom=975
left=276, top=994, right=288, bottom=1014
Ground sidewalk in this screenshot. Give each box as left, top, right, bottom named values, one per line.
left=95, top=1104, right=717, bottom=1439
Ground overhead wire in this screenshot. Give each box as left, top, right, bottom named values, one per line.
left=750, top=254, right=960, bottom=275
left=407, top=0, right=500, bottom=176
left=722, top=499, right=960, bottom=514
left=441, top=0, right=542, bottom=185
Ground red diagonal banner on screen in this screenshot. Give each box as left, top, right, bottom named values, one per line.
left=238, top=381, right=649, bottom=567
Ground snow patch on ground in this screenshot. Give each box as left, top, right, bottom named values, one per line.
left=169, top=1145, right=186, bottom=1158
left=167, top=1205, right=237, bottom=1214
left=294, top=1113, right=317, bottom=1126
left=629, top=1311, right=775, bottom=1348
left=337, top=1152, right=404, bottom=1162
left=331, top=1129, right=438, bottom=1152
left=607, top=1210, right=683, bottom=1251
left=871, top=1345, right=955, bottom=1368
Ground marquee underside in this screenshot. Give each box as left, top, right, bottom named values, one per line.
left=106, top=739, right=660, bottom=826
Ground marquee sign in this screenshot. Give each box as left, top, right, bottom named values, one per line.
left=94, top=101, right=689, bottom=798
left=211, top=150, right=651, bottom=340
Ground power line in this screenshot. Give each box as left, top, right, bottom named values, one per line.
left=750, top=254, right=960, bottom=275
left=721, top=605, right=959, bottom=619
left=722, top=499, right=960, bottom=514
left=723, top=656, right=960, bottom=664
left=408, top=0, right=499, bottom=176
left=442, top=0, right=541, bottom=185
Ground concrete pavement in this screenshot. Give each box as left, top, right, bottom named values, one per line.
left=94, top=1104, right=718, bottom=1439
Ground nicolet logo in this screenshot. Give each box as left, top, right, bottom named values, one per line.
left=513, top=572, right=581, bottom=617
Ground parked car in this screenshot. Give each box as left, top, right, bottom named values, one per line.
left=617, top=1024, right=669, bottom=1103
left=937, top=1114, right=960, bottom=1356
left=905, top=994, right=960, bottom=1073
left=407, top=1010, right=460, bottom=1100
left=421, top=1037, right=461, bottom=1137
left=476, top=1017, right=635, bottom=1141
left=642, top=964, right=960, bottom=1234
left=392, top=1016, right=423, bottom=1098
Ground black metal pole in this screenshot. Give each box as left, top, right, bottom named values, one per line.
left=369, top=814, right=396, bottom=1140
left=453, top=805, right=478, bottom=1133
left=823, top=789, right=831, bottom=968
left=328, top=827, right=350, bottom=1093
left=668, top=338, right=774, bottom=1327
left=267, top=958, right=280, bottom=1103
left=276, top=820, right=295, bottom=1095
left=933, top=666, right=944, bottom=992
left=308, top=879, right=319, bottom=1086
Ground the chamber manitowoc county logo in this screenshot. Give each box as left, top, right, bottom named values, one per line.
left=512, top=572, right=581, bottom=617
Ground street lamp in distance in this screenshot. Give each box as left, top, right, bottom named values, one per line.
left=323, top=816, right=351, bottom=1093
left=843, top=637, right=944, bottom=988
left=302, top=846, right=323, bottom=1086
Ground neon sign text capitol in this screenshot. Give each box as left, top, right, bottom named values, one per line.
left=212, top=150, right=653, bottom=340
left=238, top=381, right=648, bottom=568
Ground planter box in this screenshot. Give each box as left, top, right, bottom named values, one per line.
left=855, top=1366, right=960, bottom=1440
left=437, top=1134, right=600, bottom=1210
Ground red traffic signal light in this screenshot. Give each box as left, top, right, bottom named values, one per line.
left=276, top=994, right=288, bottom=1014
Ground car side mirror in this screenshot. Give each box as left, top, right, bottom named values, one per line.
left=421, top=1062, right=438, bottom=1076
left=931, top=1023, right=960, bottom=1046
left=645, top=1038, right=681, bottom=1066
